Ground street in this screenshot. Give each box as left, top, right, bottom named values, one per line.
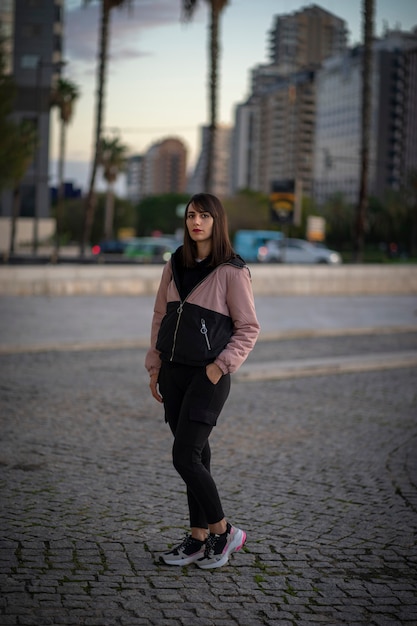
left=0, top=296, right=416, bottom=625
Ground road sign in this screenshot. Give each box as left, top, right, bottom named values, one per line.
left=269, top=180, right=295, bottom=224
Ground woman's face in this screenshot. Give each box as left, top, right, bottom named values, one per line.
left=186, top=203, right=214, bottom=244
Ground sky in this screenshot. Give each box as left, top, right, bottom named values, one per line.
left=53, top=0, right=417, bottom=195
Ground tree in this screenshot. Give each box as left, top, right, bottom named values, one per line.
left=81, top=0, right=131, bottom=254
left=136, top=193, right=190, bottom=236
left=50, top=78, right=80, bottom=257
left=57, top=193, right=135, bottom=246
left=98, top=134, right=129, bottom=240
left=353, top=0, right=374, bottom=262
left=182, top=0, right=229, bottom=194
left=8, top=121, right=38, bottom=256
left=322, top=193, right=353, bottom=249
left=223, top=190, right=270, bottom=234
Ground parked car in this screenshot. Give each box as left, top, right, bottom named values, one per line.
left=257, top=238, right=342, bottom=264
left=234, top=229, right=283, bottom=262
left=91, top=239, right=133, bottom=256
left=123, top=237, right=180, bottom=263
left=91, top=239, right=140, bottom=261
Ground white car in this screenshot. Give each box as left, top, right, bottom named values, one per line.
left=257, top=238, right=342, bottom=264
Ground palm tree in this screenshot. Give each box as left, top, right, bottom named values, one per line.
left=98, top=134, right=129, bottom=240
left=50, top=78, right=80, bottom=258
left=353, top=0, right=374, bottom=262
left=8, top=121, right=37, bottom=257
left=81, top=0, right=131, bottom=255
left=182, top=0, right=229, bottom=194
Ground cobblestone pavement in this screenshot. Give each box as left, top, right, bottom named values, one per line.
left=1, top=327, right=417, bottom=625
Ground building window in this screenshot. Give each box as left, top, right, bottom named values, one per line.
left=20, top=54, right=39, bottom=69
left=22, top=24, right=43, bottom=38
left=54, top=34, right=62, bottom=53
left=20, top=184, right=36, bottom=218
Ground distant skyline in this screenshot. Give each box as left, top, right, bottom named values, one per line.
left=52, top=0, right=417, bottom=195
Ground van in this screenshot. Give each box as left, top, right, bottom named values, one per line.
left=233, top=230, right=283, bottom=263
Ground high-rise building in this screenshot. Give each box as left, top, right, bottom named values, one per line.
left=231, top=6, right=348, bottom=198
left=0, top=0, right=14, bottom=74
left=140, top=137, right=187, bottom=198
left=188, top=124, right=232, bottom=198
left=232, top=70, right=316, bottom=197
left=0, top=0, right=64, bottom=236
left=230, top=103, right=257, bottom=193
left=313, top=30, right=417, bottom=205
left=405, top=44, right=417, bottom=181
left=126, top=155, right=143, bottom=204
left=154, top=138, right=187, bottom=195
left=269, top=4, right=347, bottom=75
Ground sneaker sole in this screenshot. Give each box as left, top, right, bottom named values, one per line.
left=161, top=552, right=204, bottom=566
left=197, top=529, right=247, bottom=570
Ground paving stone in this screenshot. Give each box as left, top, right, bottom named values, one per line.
left=1, top=300, right=417, bottom=625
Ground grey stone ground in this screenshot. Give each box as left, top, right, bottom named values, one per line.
left=0, top=295, right=417, bottom=625
left=1, top=294, right=417, bottom=351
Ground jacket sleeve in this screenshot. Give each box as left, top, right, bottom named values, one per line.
left=144, top=261, right=173, bottom=376
left=214, top=266, right=260, bottom=374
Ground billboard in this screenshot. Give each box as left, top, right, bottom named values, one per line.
left=307, top=216, right=326, bottom=242
left=269, top=179, right=301, bottom=225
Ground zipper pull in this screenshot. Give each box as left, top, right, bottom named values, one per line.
left=200, top=318, right=211, bottom=350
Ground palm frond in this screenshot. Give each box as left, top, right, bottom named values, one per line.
left=182, top=0, right=199, bottom=21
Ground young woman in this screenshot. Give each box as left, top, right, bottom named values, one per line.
left=145, top=193, right=260, bottom=569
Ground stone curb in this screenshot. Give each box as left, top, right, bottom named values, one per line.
left=235, top=350, right=417, bottom=382
left=1, top=263, right=416, bottom=295
left=1, top=325, right=417, bottom=356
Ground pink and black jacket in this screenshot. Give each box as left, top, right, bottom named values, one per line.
left=145, top=247, right=260, bottom=378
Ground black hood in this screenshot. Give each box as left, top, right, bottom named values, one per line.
left=171, top=245, right=246, bottom=270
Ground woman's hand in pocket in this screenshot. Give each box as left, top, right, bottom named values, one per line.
left=205, top=362, right=223, bottom=385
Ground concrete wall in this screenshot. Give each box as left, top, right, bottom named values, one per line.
left=0, top=217, right=55, bottom=250
left=0, top=264, right=416, bottom=296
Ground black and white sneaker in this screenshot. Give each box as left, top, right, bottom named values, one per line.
left=160, top=534, right=206, bottom=566
left=196, top=523, right=246, bottom=569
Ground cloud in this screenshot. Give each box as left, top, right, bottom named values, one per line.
left=65, top=0, right=196, bottom=63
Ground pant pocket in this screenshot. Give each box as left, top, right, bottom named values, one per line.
left=188, top=370, right=230, bottom=426
left=189, top=407, right=219, bottom=426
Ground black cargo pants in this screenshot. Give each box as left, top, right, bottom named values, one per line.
left=158, top=361, right=231, bottom=528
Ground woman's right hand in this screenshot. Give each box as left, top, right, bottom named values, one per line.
left=149, top=373, right=163, bottom=403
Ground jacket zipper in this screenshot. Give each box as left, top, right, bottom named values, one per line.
left=170, top=302, right=184, bottom=361
left=200, top=318, right=211, bottom=350
left=169, top=261, right=233, bottom=361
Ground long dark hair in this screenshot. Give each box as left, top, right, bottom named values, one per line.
left=182, top=193, right=235, bottom=267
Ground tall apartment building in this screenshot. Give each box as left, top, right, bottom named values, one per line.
left=153, top=138, right=187, bottom=195
left=187, top=124, right=232, bottom=198
left=0, top=0, right=14, bottom=74
left=126, top=155, right=143, bottom=204
left=133, top=137, right=187, bottom=200
left=313, top=30, right=417, bottom=205
left=259, top=72, right=315, bottom=196
left=0, top=0, right=64, bottom=226
left=231, top=5, right=347, bottom=197
left=230, top=104, right=257, bottom=193
left=269, top=4, right=347, bottom=75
